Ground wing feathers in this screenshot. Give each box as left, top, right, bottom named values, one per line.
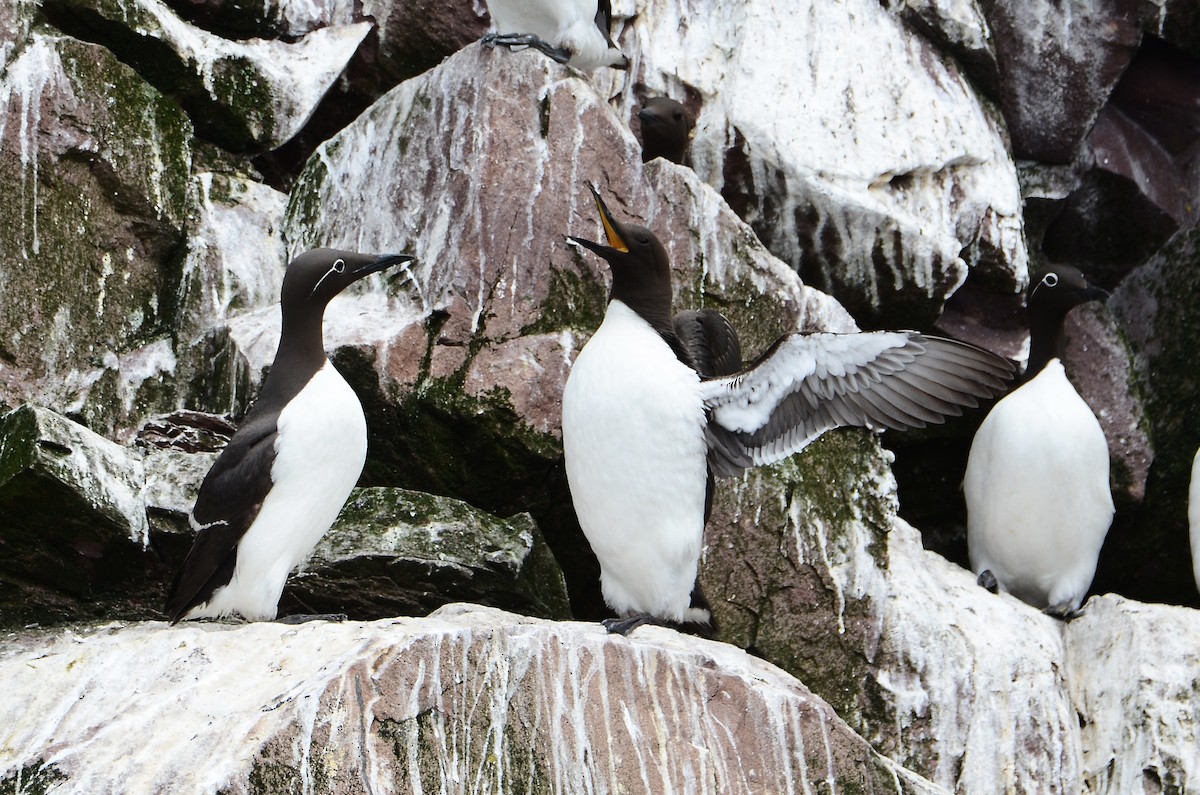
left=701, top=331, right=1015, bottom=477
left=164, top=415, right=279, bottom=622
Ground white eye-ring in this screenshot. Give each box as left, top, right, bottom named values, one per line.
left=1041, top=273, right=1058, bottom=288
left=333, top=258, right=345, bottom=273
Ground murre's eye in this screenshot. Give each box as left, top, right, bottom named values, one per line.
left=333, top=258, right=346, bottom=273
left=637, top=235, right=650, bottom=245
left=1042, top=273, right=1058, bottom=288
left=673, top=111, right=683, bottom=120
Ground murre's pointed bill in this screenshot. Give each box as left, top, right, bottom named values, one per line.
left=637, top=97, right=692, bottom=165
left=164, top=248, right=416, bottom=624
left=482, top=0, right=629, bottom=71
left=563, top=187, right=1016, bottom=636
left=965, top=265, right=1113, bottom=619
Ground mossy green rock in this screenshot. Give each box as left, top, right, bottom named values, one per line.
left=0, top=34, right=189, bottom=403
left=1108, top=223, right=1200, bottom=605
left=282, top=487, right=570, bottom=621
left=704, top=429, right=898, bottom=726
left=0, top=405, right=163, bottom=627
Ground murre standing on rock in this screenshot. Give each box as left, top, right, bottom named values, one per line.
left=564, top=186, right=1017, bottom=635
left=637, top=97, right=692, bottom=165
left=482, top=0, right=629, bottom=70
left=165, top=248, right=416, bottom=624
left=964, top=265, right=1113, bottom=619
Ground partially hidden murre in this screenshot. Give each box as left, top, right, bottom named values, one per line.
left=563, top=186, right=1017, bottom=635
left=965, top=265, right=1114, bottom=619
left=481, top=0, right=629, bottom=70
left=165, top=248, right=416, bottom=623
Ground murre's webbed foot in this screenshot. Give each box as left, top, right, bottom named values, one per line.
left=275, top=612, right=348, bottom=625
left=602, top=613, right=664, bottom=636
left=485, top=32, right=572, bottom=64
left=977, top=569, right=999, bottom=593
left=1044, top=602, right=1084, bottom=622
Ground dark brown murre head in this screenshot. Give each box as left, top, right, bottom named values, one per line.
left=262, top=248, right=416, bottom=413
left=1024, top=265, right=1109, bottom=381
left=568, top=186, right=675, bottom=337
left=637, top=97, right=692, bottom=164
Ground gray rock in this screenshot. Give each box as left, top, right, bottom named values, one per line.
left=0, top=404, right=158, bottom=627
left=41, top=0, right=371, bottom=152
left=1105, top=224, right=1200, bottom=607
left=282, top=487, right=571, bottom=620
left=983, top=0, right=1141, bottom=163
left=882, top=0, right=1000, bottom=96
left=705, top=432, right=1084, bottom=791
left=623, top=0, right=1027, bottom=327
left=0, top=606, right=948, bottom=794
left=278, top=42, right=854, bottom=614
left=1065, top=594, right=1200, bottom=792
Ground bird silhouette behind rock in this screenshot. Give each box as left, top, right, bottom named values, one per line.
left=638, top=96, right=692, bottom=164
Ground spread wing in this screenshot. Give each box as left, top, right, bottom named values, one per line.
left=673, top=309, right=742, bottom=378
left=699, top=331, right=1016, bottom=478
left=164, top=414, right=279, bottom=622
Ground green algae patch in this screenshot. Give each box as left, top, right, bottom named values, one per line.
left=704, top=429, right=897, bottom=726
left=0, top=762, right=66, bottom=795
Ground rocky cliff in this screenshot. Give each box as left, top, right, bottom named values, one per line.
left=2, top=0, right=1200, bottom=792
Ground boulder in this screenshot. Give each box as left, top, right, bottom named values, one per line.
left=0, top=405, right=158, bottom=626
left=622, top=0, right=1027, bottom=327
left=1104, top=224, right=1200, bottom=608
left=281, top=487, right=571, bottom=621
left=982, top=0, right=1141, bottom=164
left=883, top=0, right=1000, bottom=96
left=0, top=606, right=947, bottom=793
left=704, top=431, right=1082, bottom=792
left=279, top=42, right=855, bottom=614
left=0, top=34, right=190, bottom=413
left=41, top=0, right=371, bottom=152
left=1066, top=595, right=1200, bottom=792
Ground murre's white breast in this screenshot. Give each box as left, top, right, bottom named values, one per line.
left=1190, top=448, right=1200, bottom=595
left=193, top=361, right=367, bottom=621
left=964, top=359, right=1113, bottom=613
left=562, top=300, right=708, bottom=621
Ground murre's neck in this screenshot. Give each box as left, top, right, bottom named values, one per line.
left=610, top=288, right=674, bottom=340
left=1024, top=306, right=1067, bottom=383
left=257, top=306, right=329, bottom=415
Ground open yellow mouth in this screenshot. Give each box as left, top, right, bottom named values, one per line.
left=594, top=193, right=629, bottom=253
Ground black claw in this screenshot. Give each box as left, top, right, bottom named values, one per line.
left=1044, top=603, right=1084, bottom=622
left=485, top=33, right=572, bottom=64
left=602, top=613, right=662, bottom=636
left=977, top=570, right=999, bottom=593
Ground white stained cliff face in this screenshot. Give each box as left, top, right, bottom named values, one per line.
left=1065, top=595, right=1200, bottom=793
left=80, top=0, right=370, bottom=149
left=618, top=0, right=1027, bottom=309
left=0, top=606, right=947, bottom=794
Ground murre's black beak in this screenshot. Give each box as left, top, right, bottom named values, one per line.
left=353, top=253, right=416, bottom=278
left=1081, top=285, right=1110, bottom=303
left=567, top=185, right=629, bottom=257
